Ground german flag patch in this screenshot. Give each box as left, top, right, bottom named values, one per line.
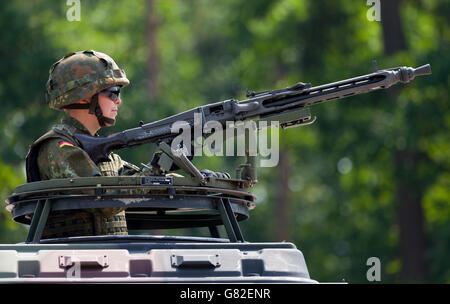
left=58, top=140, right=74, bottom=148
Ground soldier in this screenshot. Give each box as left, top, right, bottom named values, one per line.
left=26, top=50, right=230, bottom=239
left=26, top=50, right=137, bottom=239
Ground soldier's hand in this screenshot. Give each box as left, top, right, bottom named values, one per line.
left=200, top=169, right=231, bottom=179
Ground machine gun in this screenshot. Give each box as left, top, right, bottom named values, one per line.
left=74, top=63, right=431, bottom=181
left=1, top=63, right=432, bottom=282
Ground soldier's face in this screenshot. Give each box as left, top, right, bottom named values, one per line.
left=98, top=93, right=121, bottom=125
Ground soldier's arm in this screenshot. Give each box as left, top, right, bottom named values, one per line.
left=37, top=138, right=102, bottom=180
left=38, top=139, right=126, bottom=217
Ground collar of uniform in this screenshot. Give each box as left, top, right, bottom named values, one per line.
left=61, top=114, right=98, bottom=136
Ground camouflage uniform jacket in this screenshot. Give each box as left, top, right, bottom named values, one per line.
left=26, top=114, right=137, bottom=239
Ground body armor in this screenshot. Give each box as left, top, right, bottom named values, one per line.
left=25, top=116, right=128, bottom=238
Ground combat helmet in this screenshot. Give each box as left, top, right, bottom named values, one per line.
left=46, top=50, right=130, bottom=125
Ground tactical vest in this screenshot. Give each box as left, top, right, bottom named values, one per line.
left=26, top=123, right=128, bottom=238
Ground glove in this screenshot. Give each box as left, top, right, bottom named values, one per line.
left=200, top=169, right=231, bottom=179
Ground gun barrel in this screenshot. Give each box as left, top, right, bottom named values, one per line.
left=414, top=64, right=432, bottom=77
left=396, top=64, right=432, bottom=83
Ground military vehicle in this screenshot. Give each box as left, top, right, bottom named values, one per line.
left=0, top=63, right=430, bottom=283
left=2, top=175, right=315, bottom=283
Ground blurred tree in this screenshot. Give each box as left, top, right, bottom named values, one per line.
left=275, top=149, right=291, bottom=241
left=0, top=1, right=60, bottom=165
left=0, top=161, right=27, bottom=243
left=146, top=0, right=161, bottom=100
left=0, top=0, right=447, bottom=284
left=380, top=0, right=428, bottom=282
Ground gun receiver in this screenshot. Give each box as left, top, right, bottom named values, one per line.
left=74, top=63, right=431, bottom=164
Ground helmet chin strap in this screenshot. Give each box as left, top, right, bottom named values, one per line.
left=89, top=93, right=115, bottom=127
left=64, top=93, right=115, bottom=127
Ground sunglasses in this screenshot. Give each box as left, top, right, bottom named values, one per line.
left=99, top=86, right=121, bottom=102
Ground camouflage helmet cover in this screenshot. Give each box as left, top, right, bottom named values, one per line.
left=46, top=50, right=130, bottom=109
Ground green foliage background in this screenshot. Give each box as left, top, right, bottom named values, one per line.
left=0, top=0, right=448, bottom=283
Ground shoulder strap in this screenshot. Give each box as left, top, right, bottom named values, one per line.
left=52, top=123, right=82, bottom=146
